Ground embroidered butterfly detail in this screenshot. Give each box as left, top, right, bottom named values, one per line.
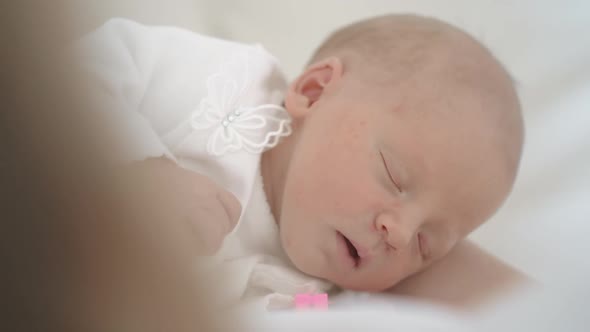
left=190, top=52, right=292, bottom=156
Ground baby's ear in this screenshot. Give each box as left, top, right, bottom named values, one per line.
left=284, top=57, right=343, bottom=118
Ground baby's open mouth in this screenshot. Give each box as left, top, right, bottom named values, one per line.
left=343, top=234, right=360, bottom=266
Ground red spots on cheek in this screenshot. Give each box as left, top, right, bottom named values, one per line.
left=354, top=120, right=367, bottom=138
left=292, top=185, right=306, bottom=203
left=333, top=198, right=345, bottom=210
left=280, top=230, right=296, bottom=254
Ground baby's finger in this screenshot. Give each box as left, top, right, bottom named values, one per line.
left=190, top=203, right=233, bottom=255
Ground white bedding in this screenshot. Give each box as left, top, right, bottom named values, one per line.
left=71, top=0, right=590, bottom=329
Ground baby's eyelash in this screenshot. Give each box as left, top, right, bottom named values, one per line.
left=379, top=151, right=402, bottom=193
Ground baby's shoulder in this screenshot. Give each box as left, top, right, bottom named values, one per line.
left=81, top=18, right=283, bottom=75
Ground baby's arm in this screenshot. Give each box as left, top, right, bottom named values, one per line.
left=73, top=20, right=242, bottom=253
left=389, top=240, right=529, bottom=308
left=73, top=19, right=176, bottom=162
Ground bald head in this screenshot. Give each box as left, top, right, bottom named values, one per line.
left=311, top=14, right=506, bottom=85
left=308, top=14, right=524, bottom=186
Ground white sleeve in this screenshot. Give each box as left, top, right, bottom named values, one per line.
left=73, top=18, right=289, bottom=173
left=73, top=18, right=176, bottom=163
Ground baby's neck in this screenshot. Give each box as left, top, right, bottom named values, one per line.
left=261, top=131, right=296, bottom=225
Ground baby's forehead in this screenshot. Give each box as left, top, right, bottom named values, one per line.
left=377, top=94, right=514, bottom=192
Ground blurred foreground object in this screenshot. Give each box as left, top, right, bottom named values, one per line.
left=1, top=1, right=228, bottom=331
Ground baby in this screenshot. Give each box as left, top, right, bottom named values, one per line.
left=76, top=14, right=524, bottom=308
left=263, top=15, right=524, bottom=292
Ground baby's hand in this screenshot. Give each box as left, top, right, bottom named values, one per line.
left=121, top=157, right=242, bottom=255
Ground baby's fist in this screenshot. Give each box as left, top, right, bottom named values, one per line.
left=122, top=157, right=242, bottom=255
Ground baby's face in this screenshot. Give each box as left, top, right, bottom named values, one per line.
left=274, top=68, right=515, bottom=291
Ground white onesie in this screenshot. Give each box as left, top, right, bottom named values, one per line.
left=75, top=18, right=331, bottom=312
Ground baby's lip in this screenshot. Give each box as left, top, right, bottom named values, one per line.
left=348, top=238, right=373, bottom=259
left=338, top=231, right=377, bottom=269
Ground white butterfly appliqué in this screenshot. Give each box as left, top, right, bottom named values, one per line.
left=190, top=52, right=292, bottom=156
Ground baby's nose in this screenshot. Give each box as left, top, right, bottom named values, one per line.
left=375, top=212, right=418, bottom=251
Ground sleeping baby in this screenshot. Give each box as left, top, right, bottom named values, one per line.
left=75, top=14, right=525, bottom=310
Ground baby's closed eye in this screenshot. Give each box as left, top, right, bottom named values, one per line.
left=379, top=150, right=403, bottom=193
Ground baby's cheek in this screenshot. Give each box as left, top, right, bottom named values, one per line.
left=279, top=228, right=293, bottom=252
left=278, top=225, right=315, bottom=274
left=379, top=255, right=420, bottom=288
left=278, top=225, right=300, bottom=263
